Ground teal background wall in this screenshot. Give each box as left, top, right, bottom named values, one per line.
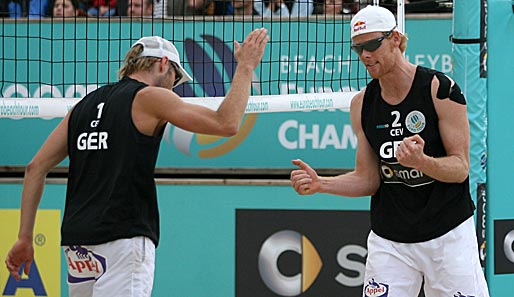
left=0, top=182, right=370, bottom=296
left=1, top=17, right=453, bottom=169
left=4, top=13, right=509, bottom=296
left=486, top=0, right=514, bottom=295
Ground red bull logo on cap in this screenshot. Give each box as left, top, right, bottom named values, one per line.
left=353, top=21, right=367, bottom=33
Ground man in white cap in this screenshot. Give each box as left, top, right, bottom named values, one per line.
left=290, top=5, right=489, bottom=297
left=5, top=28, right=269, bottom=297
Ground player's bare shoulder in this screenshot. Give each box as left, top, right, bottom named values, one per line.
left=348, top=88, right=367, bottom=129
left=350, top=88, right=366, bottom=114
left=430, top=73, right=466, bottom=105
left=135, top=86, right=182, bottom=109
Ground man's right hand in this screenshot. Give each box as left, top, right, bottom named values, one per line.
left=233, top=28, right=269, bottom=70
left=290, top=159, right=320, bottom=195
left=5, top=238, right=34, bottom=281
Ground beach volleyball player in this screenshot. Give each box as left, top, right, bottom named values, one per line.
left=290, top=6, right=490, bottom=297
left=5, top=28, right=269, bottom=296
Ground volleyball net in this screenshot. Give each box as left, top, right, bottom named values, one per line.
left=0, top=1, right=401, bottom=118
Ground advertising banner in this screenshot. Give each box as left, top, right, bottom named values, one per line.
left=0, top=210, right=61, bottom=297
left=0, top=182, right=372, bottom=297
left=0, top=18, right=453, bottom=169
left=236, top=209, right=370, bottom=297
left=493, top=219, right=514, bottom=275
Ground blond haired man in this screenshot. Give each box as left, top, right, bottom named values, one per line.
left=6, top=29, right=269, bottom=297
left=290, top=6, right=489, bottom=297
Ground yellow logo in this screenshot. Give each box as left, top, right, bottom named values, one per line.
left=167, top=114, right=257, bottom=158
left=1, top=209, right=60, bottom=297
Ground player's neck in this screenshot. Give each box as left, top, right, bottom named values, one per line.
left=129, top=71, right=158, bottom=87
left=379, top=60, right=417, bottom=103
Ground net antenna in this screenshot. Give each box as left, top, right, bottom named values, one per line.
left=371, top=0, right=405, bottom=35
left=397, top=0, right=406, bottom=36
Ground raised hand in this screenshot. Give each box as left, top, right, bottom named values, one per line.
left=233, top=28, right=269, bottom=70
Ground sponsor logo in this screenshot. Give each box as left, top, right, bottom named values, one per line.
left=364, top=278, right=389, bottom=297
left=494, top=219, right=514, bottom=274
left=405, top=110, right=425, bottom=134
left=453, top=292, right=475, bottom=297
left=353, top=21, right=367, bottom=32
left=0, top=210, right=60, bottom=296
left=258, top=230, right=322, bottom=296
left=476, top=183, right=486, bottom=267
left=380, top=160, right=434, bottom=187
left=480, top=152, right=487, bottom=171
left=65, top=246, right=107, bottom=283
left=236, top=209, right=370, bottom=297
left=166, top=35, right=257, bottom=158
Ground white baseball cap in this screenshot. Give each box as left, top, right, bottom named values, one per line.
left=132, top=36, right=193, bottom=87
left=350, top=5, right=398, bottom=39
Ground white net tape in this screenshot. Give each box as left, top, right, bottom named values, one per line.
left=0, top=92, right=355, bottom=119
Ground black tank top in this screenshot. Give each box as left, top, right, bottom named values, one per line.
left=361, top=66, right=475, bottom=243
left=62, top=77, right=162, bottom=247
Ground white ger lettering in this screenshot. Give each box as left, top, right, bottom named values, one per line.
left=379, top=141, right=402, bottom=158
left=77, top=132, right=108, bottom=150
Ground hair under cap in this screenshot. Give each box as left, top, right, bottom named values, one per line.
left=350, top=5, right=398, bottom=39
left=132, top=36, right=193, bottom=87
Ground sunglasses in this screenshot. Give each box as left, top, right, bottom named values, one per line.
left=158, top=58, right=183, bottom=87
left=351, top=28, right=395, bottom=55
left=169, top=61, right=183, bottom=87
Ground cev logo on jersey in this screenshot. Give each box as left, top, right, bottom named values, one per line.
left=165, top=35, right=258, bottom=158
left=65, top=246, right=106, bottom=283
left=405, top=110, right=426, bottom=134
left=364, top=278, right=389, bottom=297
left=258, top=230, right=323, bottom=296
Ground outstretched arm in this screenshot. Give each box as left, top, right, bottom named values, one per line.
left=137, top=28, right=270, bottom=137
left=290, top=91, right=381, bottom=197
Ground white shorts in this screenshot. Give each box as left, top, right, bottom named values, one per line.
left=363, top=217, right=490, bottom=297
left=63, top=236, right=155, bottom=297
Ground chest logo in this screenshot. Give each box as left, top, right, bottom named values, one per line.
left=405, top=110, right=426, bottom=134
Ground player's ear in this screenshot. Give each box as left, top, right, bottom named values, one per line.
left=392, top=31, right=401, bottom=43
left=160, top=56, right=168, bottom=66
left=158, top=57, right=169, bottom=72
